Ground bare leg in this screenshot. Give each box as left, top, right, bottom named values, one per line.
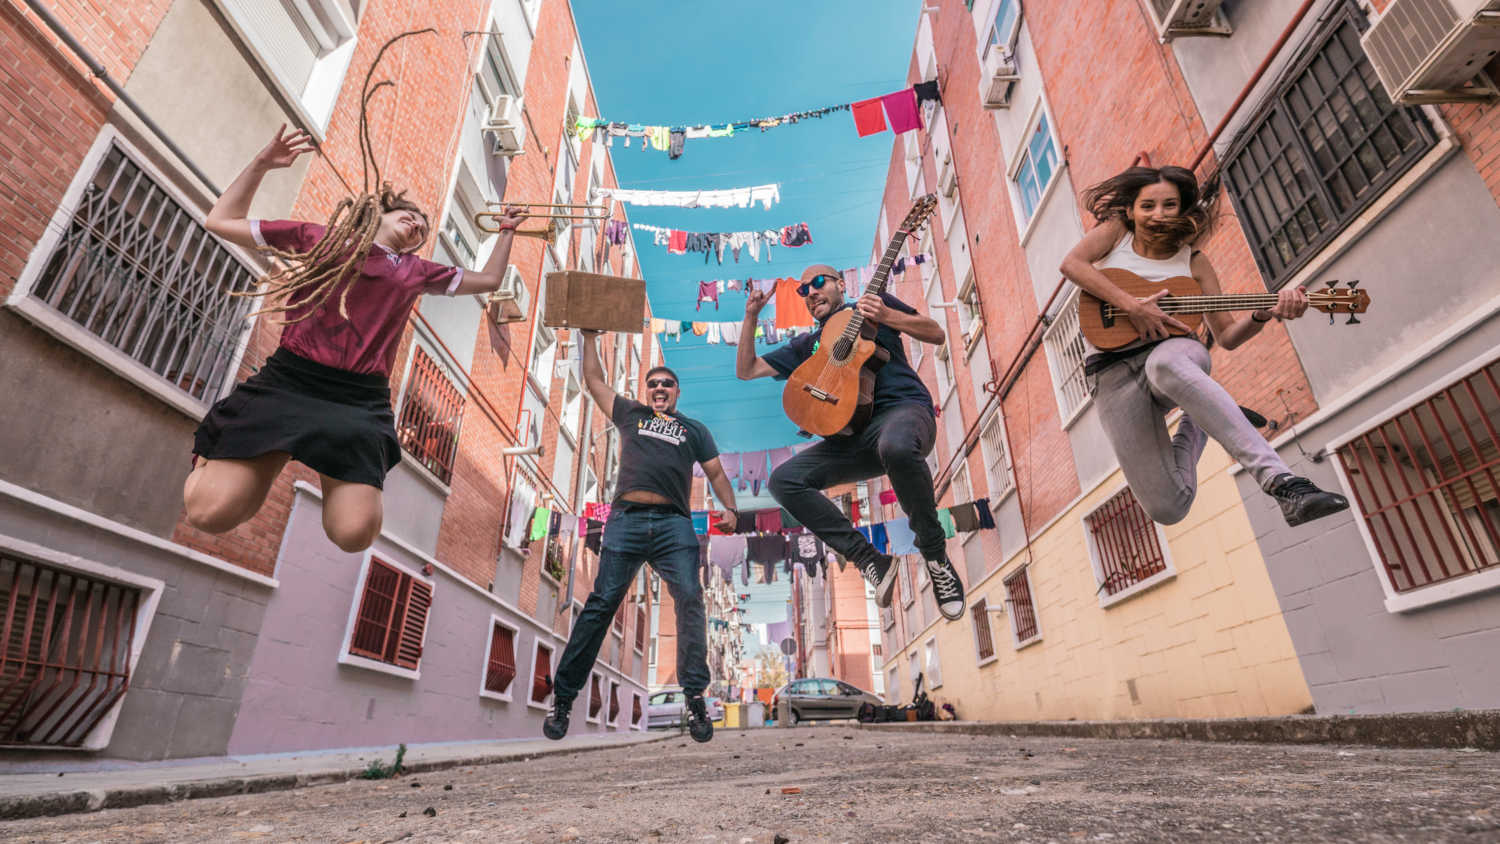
left=183, top=452, right=291, bottom=533
left=320, top=475, right=384, bottom=553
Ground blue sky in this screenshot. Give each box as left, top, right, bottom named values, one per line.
left=574, top=0, right=917, bottom=454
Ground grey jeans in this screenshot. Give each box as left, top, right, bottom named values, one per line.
left=1090, top=338, right=1289, bottom=525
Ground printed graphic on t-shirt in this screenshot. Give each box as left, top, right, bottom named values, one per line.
left=638, top=412, right=689, bottom=446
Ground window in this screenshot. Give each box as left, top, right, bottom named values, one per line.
left=1042, top=288, right=1090, bottom=425
left=613, top=596, right=626, bottom=634
left=957, top=272, right=983, bottom=352
left=970, top=597, right=996, bottom=662
left=0, top=554, right=142, bottom=748
left=348, top=558, right=432, bottom=671
left=396, top=347, right=466, bottom=485
left=476, top=37, right=518, bottom=105
left=872, top=643, right=883, bottom=657
left=951, top=463, right=972, bottom=507
left=900, top=557, right=916, bottom=608
left=587, top=673, right=603, bottom=722
left=1013, top=107, right=1061, bottom=223
left=1222, top=7, right=1435, bottom=288
left=215, top=0, right=360, bottom=130
left=984, top=0, right=1021, bottom=60
left=632, top=692, right=644, bottom=727
left=924, top=638, right=942, bottom=689
left=979, top=409, right=1016, bottom=501
left=530, top=641, right=554, bottom=706
left=635, top=604, right=647, bottom=652
left=18, top=137, right=258, bottom=413
left=1085, top=487, right=1172, bottom=602
left=529, top=322, right=558, bottom=392
left=561, top=370, right=584, bottom=436
left=1004, top=566, right=1041, bottom=645
left=888, top=664, right=900, bottom=702
left=1334, top=358, right=1500, bottom=597
left=482, top=619, right=518, bottom=700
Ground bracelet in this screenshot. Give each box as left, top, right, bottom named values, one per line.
left=497, top=223, right=518, bottom=232
left=1251, top=310, right=1273, bottom=323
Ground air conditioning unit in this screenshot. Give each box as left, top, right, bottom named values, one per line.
left=1362, top=0, right=1500, bottom=104
left=982, top=52, right=1022, bottom=109
left=1146, top=0, right=1232, bottom=40
left=485, top=95, right=526, bottom=155
left=486, top=265, right=529, bottom=324
left=937, top=154, right=957, bottom=198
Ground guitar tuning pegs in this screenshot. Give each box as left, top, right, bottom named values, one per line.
left=1324, top=279, right=1339, bottom=290
left=1346, top=313, right=1361, bottom=326
left=1347, top=279, right=1359, bottom=290
left=1329, top=311, right=1336, bottom=325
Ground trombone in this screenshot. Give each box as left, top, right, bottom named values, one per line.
left=475, top=203, right=610, bottom=242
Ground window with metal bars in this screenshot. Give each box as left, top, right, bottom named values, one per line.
left=0, top=555, right=141, bottom=748
left=980, top=410, right=1016, bottom=501
left=1004, top=566, right=1041, bottom=644
left=1335, top=358, right=1500, bottom=595
left=26, top=139, right=258, bottom=407
left=1085, top=487, right=1170, bottom=599
left=970, top=597, right=996, bottom=662
left=483, top=621, right=517, bottom=696
left=1043, top=288, right=1090, bottom=424
left=1221, top=3, right=1435, bottom=288
left=530, top=643, right=553, bottom=704
left=348, top=559, right=432, bottom=671
left=396, top=347, right=465, bottom=485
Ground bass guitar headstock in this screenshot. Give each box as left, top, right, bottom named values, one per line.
left=1309, top=279, right=1371, bottom=325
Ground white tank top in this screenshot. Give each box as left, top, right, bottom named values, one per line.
left=1081, top=231, right=1194, bottom=356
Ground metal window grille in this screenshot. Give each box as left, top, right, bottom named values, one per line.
left=608, top=684, right=620, bottom=722
left=531, top=645, right=553, bottom=703
left=0, top=556, right=140, bottom=748
left=349, top=559, right=431, bottom=670
left=588, top=674, right=603, bottom=718
left=29, top=141, right=258, bottom=405
left=970, top=598, right=995, bottom=661
left=1005, top=566, right=1040, bottom=642
left=396, top=347, right=465, bottom=484
left=1222, top=5, right=1435, bottom=288
left=1043, top=289, right=1090, bottom=421
left=631, top=693, right=643, bottom=726
left=980, top=411, right=1016, bottom=500
left=484, top=623, right=516, bottom=695
left=1086, top=487, right=1169, bottom=597
left=1336, top=359, right=1500, bottom=594
left=634, top=605, right=646, bottom=652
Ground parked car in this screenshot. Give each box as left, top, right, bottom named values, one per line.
left=645, top=688, right=724, bottom=729
left=771, top=678, right=883, bottom=723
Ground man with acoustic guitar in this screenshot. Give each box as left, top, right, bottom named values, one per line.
left=1060, top=165, right=1349, bottom=528
left=736, top=263, right=969, bottom=622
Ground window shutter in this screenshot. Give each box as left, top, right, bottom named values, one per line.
left=350, top=561, right=402, bottom=660
left=485, top=624, right=517, bottom=694
left=392, top=579, right=432, bottom=670
left=531, top=648, right=552, bottom=702
left=588, top=675, right=603, bottom=717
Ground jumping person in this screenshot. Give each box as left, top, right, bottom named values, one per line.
left=736, top=265, right=968, bottom=621
left=185, top=125, right=525, bottom=552
left=544, top=330, right=739, bottom=743
left=1059, top=165, right=1348, bottom=527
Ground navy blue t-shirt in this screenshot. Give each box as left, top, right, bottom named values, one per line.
left=761, top=292, right=934, bottom=415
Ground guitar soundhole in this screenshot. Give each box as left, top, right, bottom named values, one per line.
left=831, top=336, right=854, bottom=361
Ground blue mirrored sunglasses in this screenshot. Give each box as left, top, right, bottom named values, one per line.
left=796, top=274, right=841, bottom=297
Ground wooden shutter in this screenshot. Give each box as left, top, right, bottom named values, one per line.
left=531, top=647, right=552, bottom=702
left=350, top=560, right=402, bottom=660
left=485, top=624, right=517, bottom=694
left=632, top=693, right=643, bottom=725
left=391, top=578, right=432, bottom=670
left=609, top=685, right=620, bottom=722
left=588, top=675, right=603, bottom=717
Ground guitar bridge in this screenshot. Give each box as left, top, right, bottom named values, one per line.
left=803, top=385, right=839, bottom=404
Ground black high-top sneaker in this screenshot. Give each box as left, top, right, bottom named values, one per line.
left=1268, top=474, right=1350, bottom=527
left=925, top=555, right=967, bottom=621
left=854, top=553, right=899, bottom=608
left=542, top=698, right=572, bottom=740
left=684, top=694, right=714, bottom=743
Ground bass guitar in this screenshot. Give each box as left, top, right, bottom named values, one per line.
left=782, top=195, right=938, bottom=437
left=1077, top=268, right=1370, bottom=351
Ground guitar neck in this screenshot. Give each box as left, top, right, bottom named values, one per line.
left=842, top=233, right=908, bottom=338
left=1107, top=294, right=1287, bottom=317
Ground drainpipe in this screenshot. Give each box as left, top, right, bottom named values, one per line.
left=20, top=0, right=221, bottom=196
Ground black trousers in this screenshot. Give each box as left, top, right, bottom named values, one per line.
left=769, top=402, right=944, bottom=565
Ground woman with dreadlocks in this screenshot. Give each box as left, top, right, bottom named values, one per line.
left=185, top=125, right=524, bottom=551
left=1059, top=165, right=1348, bottom=529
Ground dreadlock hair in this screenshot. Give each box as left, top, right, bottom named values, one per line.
left=238, top=28, right=436, bottom=324
left=1082, top=165, right=1222, bottom=252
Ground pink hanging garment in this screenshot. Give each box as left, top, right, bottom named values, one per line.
left=881, top=87, right=923, bottom=134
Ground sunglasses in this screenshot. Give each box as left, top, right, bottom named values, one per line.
left=796, top=274, right=840, bottom=297
left=646, top=378, right=677, bottom=389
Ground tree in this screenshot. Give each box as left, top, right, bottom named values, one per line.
left=752, top=645, right=790, bottom=690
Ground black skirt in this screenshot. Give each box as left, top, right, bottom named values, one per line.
left=193, top=348, right=401, bottom=488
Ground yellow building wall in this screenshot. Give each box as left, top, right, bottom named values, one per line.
left=894, top=440, right=1313, bottom=721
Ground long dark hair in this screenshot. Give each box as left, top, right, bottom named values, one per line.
left=1082, top=166, right=1220, bottom=250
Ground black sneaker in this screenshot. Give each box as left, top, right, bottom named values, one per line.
left=1268, top=474, right=1350, bottom=527
left=542, top=699, right=571, bottom=740
left=685, top=694, right=714, bottom=743
left=925, top=555, right=966, bottom=621
left=1239, top=405, right=1269, bottom=429
left=855, top=553, right=899, bottom=609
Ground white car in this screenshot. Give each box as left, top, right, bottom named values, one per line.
left=646, top=689, right=724, bottom=728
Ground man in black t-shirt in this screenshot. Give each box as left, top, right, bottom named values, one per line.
left=544, top=330, right=738, bottom=744
left=737, top=264, right=967, bottom=622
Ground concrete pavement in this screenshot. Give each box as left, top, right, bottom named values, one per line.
left=3, top=725, right=1497, bottom=842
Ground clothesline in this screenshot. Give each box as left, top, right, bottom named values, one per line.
left=632, top=222, right=812, bottom=265
left=573, top=81, right=942, bottom=160
left=602, top=183, right=780, bottom=209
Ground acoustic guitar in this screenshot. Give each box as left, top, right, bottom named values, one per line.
left=1077, top=268, right=1371, bottom=351
left=783, top=195, right=938, bottom=437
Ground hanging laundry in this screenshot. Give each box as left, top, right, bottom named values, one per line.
left=780, top=223, right=812, bottom=247
left=780, top=507, right=802, bottom=529
left=740, top=450, right=769, bottom=495
left=529, top=506, right=551, bottom=542
left=851, top=97, right=887, bottom=137
left=755, top=509, right=782, bottom=533
left=856, top=524, right=889, bottom=554
left=559, top=514, right=579, bottom=535
left=773, top=278, right=816, bottom=329
left=720, top=451, right=743, bottom=490
left=792, top=532, right=822, bottom=567
left=668, top=230, right=688, bottom=255
left=691, top=511, right=709, bottom=535
left=879, top=488, right=899, bottom=506
left=937, top=507, right=957, bottom=539
left=747, top=534, right=786, bottom=564
left=758, top=561, right=775, bottom=585
left=885, top=517, right=918, bottom=555
left=974, top=498, right=996, bottom=529
left=709, top=535, right=747, bottom=583
left=583, top=501, right=611, bottom=522
left=705, top=323, right=722, bottom=344
left=949, top=502, right=981, bottom=533
left=913, top=79, right=941, bottom=106
left=769, top=446, right=795, bottom=473
left=691, top=322, right=708, bottom=336
left=721, top=322, right=742, bottom=344
left=881, top=87, right=923, bottom=134
left=584, top=518, right=604, bottom=554
left=668, top=128, right=685, bottom=159
left=605, top=183, right=780, bottom=210
left=548, top=511, right=562, bottom=537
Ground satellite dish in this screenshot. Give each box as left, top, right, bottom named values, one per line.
left=779, top=637, right=796, bottom=656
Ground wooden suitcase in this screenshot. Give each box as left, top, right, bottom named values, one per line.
left=542, top=271, right=647, bottom=334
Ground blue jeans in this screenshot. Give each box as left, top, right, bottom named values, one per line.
left=553, top=505, right=709, bottom=703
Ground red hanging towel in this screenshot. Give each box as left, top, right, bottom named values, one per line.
left=668, top=230, right=688, bottom=255
left=851, top=97, right=887, bottom=137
